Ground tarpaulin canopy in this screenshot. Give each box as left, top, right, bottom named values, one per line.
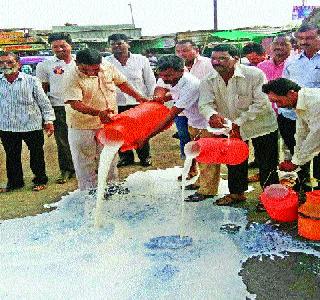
left=130, top=37, right=175, bottom=54
left=210, top=30, right=278, bottom=43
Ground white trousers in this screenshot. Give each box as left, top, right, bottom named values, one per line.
left=68, top=128, right=118, bottom=190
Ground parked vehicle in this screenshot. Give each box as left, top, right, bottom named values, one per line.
left=19, top=55, right=53, bottom=75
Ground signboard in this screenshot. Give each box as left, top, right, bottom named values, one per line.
left=292, top=5, right=319, bottom=20
left=0, top=31, right=37, bottom=45
left=0, top=44, right=45, bottom=51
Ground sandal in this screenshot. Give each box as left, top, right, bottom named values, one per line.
left=33, top=184, right=47, bottom=192
left=0, top=187, right=10, bottom=193
left=0, top=185, right=24, bottom=193
left=248, top=173, right=260, bottom=183
left=256, top=202, right=266, bottom=212
left=177, top=173, right=197, bottom=181
left=215, top=193, right=246, bottom=206
left=56, top=171, right=75, bottom=184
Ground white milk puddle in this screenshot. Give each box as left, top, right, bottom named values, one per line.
left=1, top=167, right=319, bottom=299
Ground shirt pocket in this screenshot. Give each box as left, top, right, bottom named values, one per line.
left=311, top=68, right=320, bottom=84
left=235, top=95, right=252, bottom=109
left=103, top=80, right=116, bottom=92
left=18, top=90, right=35, bottom=106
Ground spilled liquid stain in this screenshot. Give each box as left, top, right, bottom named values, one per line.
left=0, top=167, right=319, bottom=299
left=145, top=235, right=193, bottom=250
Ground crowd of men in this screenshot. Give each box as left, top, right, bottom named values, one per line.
left=1, top=24, right=320, bottom=212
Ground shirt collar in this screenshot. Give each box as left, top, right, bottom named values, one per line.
left=298, top=49, right=320, bottom=59
left=296, top=88, right=311, bottom=111
left=193, top=55, right=204, bottom=64
left=233, top=63, right=246, bottom=78
left=0, top=72, right=24, bottom=82
left=270, top=58, right=285, bottom=67
left=76, top=65, right=102, bottom=79
left=171, top=73, right=188, bottom=91
left=53, top=55, right=74, bottom=63
left=207, top=63, right=244, bottom=80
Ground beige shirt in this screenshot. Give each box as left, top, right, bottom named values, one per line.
left=292, top=88, right=320, bottom=166
left=64, top=62, right=127, bottom=129
left=199, top=63, right=278, bottom=141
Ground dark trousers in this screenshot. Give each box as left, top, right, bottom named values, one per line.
left=118, top=105, right=151, bottom=162
left=252, top=130, right=279, bottom=188
left=53, top=106, right=74, bottom=173
left=277, top=114, right=296, bottom=155
left=174, top=115, right=191, bottom=159
left=227, top=130, right=279, bottom=194
left=0, top=130, right=48, bottom=188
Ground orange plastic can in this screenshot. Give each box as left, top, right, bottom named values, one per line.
left=298, top=190, right=320, bottom=240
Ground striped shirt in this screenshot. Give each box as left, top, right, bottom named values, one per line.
left=0, top=72, right=55, bottom=132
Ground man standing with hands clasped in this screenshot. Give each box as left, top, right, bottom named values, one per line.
left=0, top=52, right=55, bottom=192
left=36, top=32, right=76, bottom=184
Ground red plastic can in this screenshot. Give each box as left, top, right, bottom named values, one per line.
left=192, top=138, right=249, bottom=165
left=260, top=184, right=298, bottom=222
left=96, top=102, right=171, bottom=151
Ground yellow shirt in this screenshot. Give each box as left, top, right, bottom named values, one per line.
left=64, top=62, right=127, bottom=129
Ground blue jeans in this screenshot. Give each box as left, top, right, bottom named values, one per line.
left=174, top=115, right=191, bottom=159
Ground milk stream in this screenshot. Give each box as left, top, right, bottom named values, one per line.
left=94, top=141, right=123, bottom=228
left=180, top=142, right=201, bottom=236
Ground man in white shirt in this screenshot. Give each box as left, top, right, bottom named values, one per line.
left=105, top=33, right=156, bottom=167
left=175, top=40, right=214, bottom=78
left=199, top=44, right=279, bottom=206
left=281, top=23, right=320, bottom=189
left=262, top=78, right=320, bottom=190
left=36, top=33, right=75, bottom=184
left=174, top=40, right=214, bottom=160
left=136, top=55, right=220, bottom=201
